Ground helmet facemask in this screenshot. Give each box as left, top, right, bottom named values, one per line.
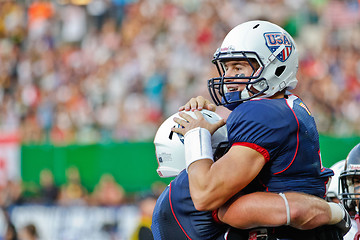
left=339, top=171, right=360, bottom=216
left=208, top=50, right=268, bottom=109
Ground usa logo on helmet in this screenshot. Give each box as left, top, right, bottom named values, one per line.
left=264, top=32, right=293, bottom=62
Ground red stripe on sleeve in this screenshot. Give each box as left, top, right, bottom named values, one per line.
left=232, top=142, right=270, bottom=162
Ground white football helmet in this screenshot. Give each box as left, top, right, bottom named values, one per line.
left=208, top=20, right=299, bottom=109
left=154, top=110, right=228, bottom=178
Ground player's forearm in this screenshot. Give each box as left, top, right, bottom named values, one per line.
left=218, top=192, right=334, bottom=230
left=284, top=192, right=332, bottom=230
left=218, top=192, right=289, bottom=229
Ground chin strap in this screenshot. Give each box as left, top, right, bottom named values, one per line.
left=263, top=44, right=285, bottom=67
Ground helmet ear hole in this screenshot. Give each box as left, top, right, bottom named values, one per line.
left=275, top=66, right=286, bottom=77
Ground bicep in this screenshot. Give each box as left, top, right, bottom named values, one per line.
left=189, top=144, right=266, bottom=210
left=214, top=144, right=266, bottom=196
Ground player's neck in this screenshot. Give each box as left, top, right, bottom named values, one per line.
left=270, top=90, right=285, bottom=99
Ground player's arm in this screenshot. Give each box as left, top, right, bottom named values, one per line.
left=189, top=145, right=265, bottom=211
left=217, top=191, right=350, bottom=236
left=218, top=191, right=334, bottom=229
left=172, top=111, right=265, bottom=211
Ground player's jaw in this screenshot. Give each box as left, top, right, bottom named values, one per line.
left=224, top=79, right=247, bottom=92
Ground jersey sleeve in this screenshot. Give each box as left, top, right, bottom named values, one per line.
left=227, top=100, right=295, bottom=163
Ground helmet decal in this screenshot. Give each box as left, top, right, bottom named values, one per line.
left=176, top=129, right=184, bottom=144
left=264, top=32, right=293, bottom=62
left=349, top=164, right=360, bottom=170
left=158, top=153, right=171, bottom=163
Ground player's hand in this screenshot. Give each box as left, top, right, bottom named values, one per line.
left=172, top=110, right=225, bottom=136
left=178, top=96, right=217, bottom=112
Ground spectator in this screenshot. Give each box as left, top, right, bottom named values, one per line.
left=0, top=180, right=23, bottom=208
left=58, top=166, right=88, bottom=206
left=90, top=173, right=126, bottom=206
left=130, top=193, right=157, bottom=240
left=38, top=169, right=59, bottom=205
left=18, top=224, right=38, bottom=240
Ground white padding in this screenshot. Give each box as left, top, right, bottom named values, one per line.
left=184, top=127, right=213, bottom=171
left=328, top=202, right=345, bottom=224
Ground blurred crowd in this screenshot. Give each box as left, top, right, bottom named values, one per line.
left=0, top=166, right=163, bottom=240
left=0, top=166, right=165, bottom=208
left=0, top=0, right=360, bottom=145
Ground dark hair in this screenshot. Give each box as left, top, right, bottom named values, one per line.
left=25, top=224, right=38, bottom=237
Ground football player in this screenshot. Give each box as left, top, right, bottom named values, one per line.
left=339, top=143, right=360, bottom=240
left=172, top=20, right=350, bottom=239
left=152, top=110, right=350, bottom=240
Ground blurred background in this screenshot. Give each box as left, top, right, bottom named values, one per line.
left=0, top=0, right=360, bottom=239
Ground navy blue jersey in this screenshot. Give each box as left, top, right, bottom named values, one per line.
left=151, top=170, right=232, bottom=240
left=152, top=94, right=336, bottom=240
left=227, top=94, right=333, bottom=197
left=151, top=171, right=340, bottom=240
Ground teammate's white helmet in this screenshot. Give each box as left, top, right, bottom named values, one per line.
left=327, top=160, right=345, bottom=200
left=208, top=20, right=299, bottom=109
left=154, top=110, right=228, bottom=178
